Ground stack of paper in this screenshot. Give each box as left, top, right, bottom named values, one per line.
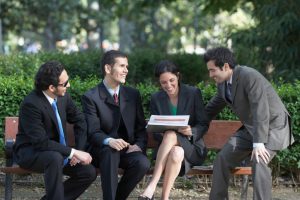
left=146, top=115, right=190, bottom=133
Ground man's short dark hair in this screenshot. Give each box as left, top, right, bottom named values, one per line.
left=101, top=50, right=128, bottom=77
left=35, top=61, right=65, bottom=91
left=203, top=47, right=236, bottom=69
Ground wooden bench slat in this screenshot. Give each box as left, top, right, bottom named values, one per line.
left=187, top=166, right=252, bottom=176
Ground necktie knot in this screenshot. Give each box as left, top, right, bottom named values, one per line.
left=52, top=100, right=58, bottom=111
left=113, top=93, right=119, bottom=105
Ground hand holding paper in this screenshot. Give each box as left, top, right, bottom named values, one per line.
left=146, top=115, right=190, bottom=133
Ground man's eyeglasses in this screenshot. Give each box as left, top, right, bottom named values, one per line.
left=57, top=80, right=69, bottom=87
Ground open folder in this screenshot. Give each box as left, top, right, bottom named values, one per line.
left=146, top=115, right=190, bottom=133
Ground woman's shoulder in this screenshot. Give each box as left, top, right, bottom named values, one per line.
left=151, top=89, right=165, bottom=100
left=181, top=83, right=200, bottom=93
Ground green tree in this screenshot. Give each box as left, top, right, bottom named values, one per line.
left=204, top=0, right=300, bottom=80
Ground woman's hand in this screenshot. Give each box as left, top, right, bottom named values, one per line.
left=178, top=125, right=192, bottom=136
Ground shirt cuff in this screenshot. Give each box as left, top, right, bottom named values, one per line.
left=253, top=143, right=265, bottom=148
left=68, top=148, right=75, bottom=159
left=103, top=138, right=112, bottom=145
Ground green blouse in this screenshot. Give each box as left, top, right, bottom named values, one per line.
left=168, top=101, right=177, bottom=115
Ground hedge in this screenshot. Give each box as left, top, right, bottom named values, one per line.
left=0, top=76, right=299, bottom=175
left=0, top=49, right=209, bottom=85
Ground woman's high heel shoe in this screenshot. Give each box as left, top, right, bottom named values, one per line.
left=138, top=195, right=154, bottom=200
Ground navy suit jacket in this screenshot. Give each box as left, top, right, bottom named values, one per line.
left=82, top=82, right=147, bottom=151
left=14, top=90, right=87, bottom=166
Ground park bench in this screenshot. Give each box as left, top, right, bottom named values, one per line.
left=1, top=117, right=251, bottom=200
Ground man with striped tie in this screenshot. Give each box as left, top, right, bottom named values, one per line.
left=13, top=61, right=97, bottom=200
left=82, top=50, right=150, bottom=200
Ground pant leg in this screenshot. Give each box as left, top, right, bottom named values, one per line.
left=63, top=163, right=97, bottom=200
left=95, top=146, right=121, bottom=200
left=22, top=151, right=65, bottom=200
left=116, top=151, right=150, bottom=200
left=252, top=149, right=276, bottom=200
left=209, top=129, right=252, bottom=200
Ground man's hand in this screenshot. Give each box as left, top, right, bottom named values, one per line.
left=126, top=144, right=142, bottom=153
left=108, top=138, right=129, bottom=151
left=251, top=145, right=270, bottom=164
left=69, top=157, right=80, bottom=166
left=72, top=150, right=92, bottom=165
left=178, top=125, right=192, bottom=136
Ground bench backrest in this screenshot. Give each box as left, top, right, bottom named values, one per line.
left=4, top=117, right=242, bottom=150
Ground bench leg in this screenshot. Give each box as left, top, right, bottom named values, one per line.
left=5, top=173, right=13, bottom=200
left=240, top=175, right=249, bottom=200
left=5, top=157, right=13, bottom=200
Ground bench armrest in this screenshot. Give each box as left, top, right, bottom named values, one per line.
left=5, top=139, right=15, bottom=159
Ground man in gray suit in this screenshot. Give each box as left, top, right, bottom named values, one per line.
left=203, top=47, right=294, bottom=200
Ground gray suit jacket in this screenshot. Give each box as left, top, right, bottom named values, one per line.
left=205, top=66, right=294, bottom=150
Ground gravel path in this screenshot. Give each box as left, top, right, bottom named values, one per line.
left=0, top=174, right=299, bottom=199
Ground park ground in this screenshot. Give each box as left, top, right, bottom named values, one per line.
left=0, top=173, right=299, bottom=200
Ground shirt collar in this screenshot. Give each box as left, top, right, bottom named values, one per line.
left=227, top=73, right=233, bottom=85
left=103, top=80, right=120, bottom=97
left=42, top=91, right=55, bottom=104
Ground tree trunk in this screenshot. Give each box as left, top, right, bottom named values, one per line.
left=118, top=17, right=134, bottom=52
left=0, top=18, right=3, bottom=53
left=43, top=15, right=56, bottom=51
left=0, top=2, right=3, bottom=54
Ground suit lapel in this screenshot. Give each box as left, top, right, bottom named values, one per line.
left=176, top=84, right=188, bottom=115
left=119, top=86, right=130, bottom=114
left=158, top=91, right=172, bottom=115
left=37, top=91, right=60, bottom=132
left=231, top=66, right=241, bottom=104
left=98, top=82, right=117, bottom=107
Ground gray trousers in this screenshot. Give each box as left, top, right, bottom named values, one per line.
left=209, top=128, right=276, bottom=200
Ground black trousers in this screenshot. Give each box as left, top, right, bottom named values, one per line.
left=17, top=150, right=97, bottom=200
left=92, top=146, right=150, bottom=200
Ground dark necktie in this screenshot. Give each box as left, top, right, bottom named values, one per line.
left=52, top=100, right=68, bottom=166
left=113, top=93, right=119, bottom=105
left=225, top=82, right=232, bottom=103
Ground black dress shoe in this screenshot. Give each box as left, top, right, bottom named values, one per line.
left=138, top=195, right=154, bottom=200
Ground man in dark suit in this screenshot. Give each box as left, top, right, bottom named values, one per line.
left=13, top=61, right=97, bottom=200
left=82, top=50, right=150, bottom=200
left=203, top=47, right=294, bottom=200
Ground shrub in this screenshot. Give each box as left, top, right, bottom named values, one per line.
left=0, top=49, right=209, bottom=85
left=0, top=76, right=299, bottom=173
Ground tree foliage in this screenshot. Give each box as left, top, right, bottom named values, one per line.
left=204, top=0, right=300, bottom=80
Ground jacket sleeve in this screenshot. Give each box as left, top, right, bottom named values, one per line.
left=19, top=101, right=72, bottom=156
left=191, top=88, right=209, bottom=141
left=244, top=72, right=270, bottom=143
left=205, top=84, right=227, bottom=121
left=81, top=93, right=110, bottom=148
left=133, top=91, right=148, bottom=151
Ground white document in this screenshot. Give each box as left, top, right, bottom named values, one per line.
left=146, top=115, right=190, bottom=133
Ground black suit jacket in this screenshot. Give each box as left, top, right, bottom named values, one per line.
left=150, top=84, right=208, bottom=145
left=82, top=82, right=147, bottom=151
left=14, top=90, right=87, bottom=164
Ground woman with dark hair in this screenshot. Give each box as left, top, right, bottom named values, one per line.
left=139, top=60, right=208, bottom=200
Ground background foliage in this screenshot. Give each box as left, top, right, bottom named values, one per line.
left=0, top=50, right=209, bottom=85
left=0, top=75, right=299, bottom=176
left=1, top=0, right=299, bottom=81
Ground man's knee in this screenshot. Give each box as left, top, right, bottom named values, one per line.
left=46, top=151, right=64, bottom=167
left=83, top=165, right=98, bottom=182
left=135, top=155, right=151, bottom=173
